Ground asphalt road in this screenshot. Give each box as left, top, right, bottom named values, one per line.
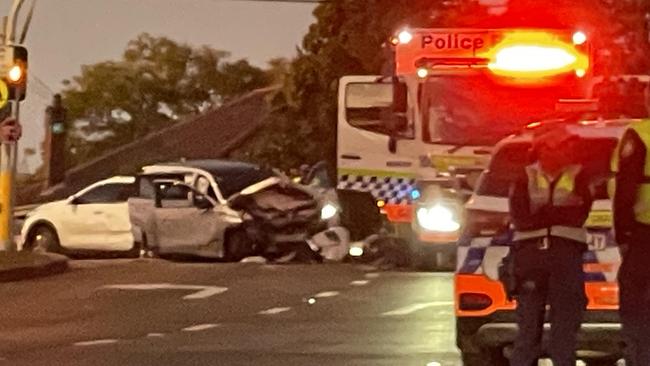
left=0, top=259, right=459, bottom=366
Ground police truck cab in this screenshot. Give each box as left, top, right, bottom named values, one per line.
left=337, top=28, right=592, bottom=269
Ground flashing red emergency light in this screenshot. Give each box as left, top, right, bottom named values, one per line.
left=486, top=32, right=589, bottom=78
left=393, top=28, right=590, bottom=79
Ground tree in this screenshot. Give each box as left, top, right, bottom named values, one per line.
left=232, top=0, right=489, bottom=172
left=492, top=0, right=650, bottom=74
left=63, top=33, right=270, bottom=168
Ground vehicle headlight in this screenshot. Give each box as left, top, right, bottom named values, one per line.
left=416, top=204, right=460, bottom=232
left=321, top=203, right=338, bottom=220
left=349, top=245, right=364, bottom=257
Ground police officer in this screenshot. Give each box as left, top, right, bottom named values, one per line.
left=611, top=87, right=650, bottom=366
left=509, top=127, right=593, bottom=366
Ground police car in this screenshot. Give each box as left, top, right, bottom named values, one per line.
left=455, top=116, right=637, bottom=365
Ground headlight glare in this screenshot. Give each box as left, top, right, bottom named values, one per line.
left=349, top=245, right=364, bottom=257
left=416, top=204, right=460, bottom=232
left=321, top=203, right=338, bottom=220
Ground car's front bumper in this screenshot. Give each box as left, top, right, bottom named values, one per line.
left=457, top=310, right=622, bottom=357
left=477, top=322, right=621, bottom=353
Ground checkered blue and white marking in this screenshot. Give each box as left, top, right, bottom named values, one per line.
left=457, top=229, right=621, bottom=283
left=337, top=174, right=416, bottom=204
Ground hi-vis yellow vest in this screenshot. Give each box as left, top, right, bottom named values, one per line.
left=610, top=119, right=650, bottom=225
left=513, top=164, right=587, bottom=243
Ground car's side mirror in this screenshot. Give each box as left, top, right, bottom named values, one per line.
left=388, top=137, right=397, bottom=154
left=381, top=78, right=409, bottom=153
left=69, top=196, right=81, bottom=205
left=392, top=78, right=408, bottom=115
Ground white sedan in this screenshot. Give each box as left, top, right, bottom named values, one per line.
left=20, top=176, right=139, bottom=256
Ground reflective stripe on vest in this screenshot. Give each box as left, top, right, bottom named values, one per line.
left=610, top=119, right=650, bottom=225
left=513, top=225, right=587, bottom=243
left=515, top=164, right=588, bottom=243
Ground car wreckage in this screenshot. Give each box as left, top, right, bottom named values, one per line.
left=128, top=160, right=350, bottom=261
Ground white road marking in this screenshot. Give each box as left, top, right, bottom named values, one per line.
left=102, top=283, right=228, bottom=300
left=74, top=339, right=118, bottom=346
left=381, top=301, right=454, bottom=316
left=350, top=280, right=369, bottom=286
left=314, top=291, right=339, bottom=298
left=364, top=273, right=380, bottom=279
left=146, top=333, right=165, bottom=338
left=258, top=307, right=292, bottom=315
left=182, top=324, right=220, bottom=332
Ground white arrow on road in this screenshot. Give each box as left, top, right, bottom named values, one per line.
left=102, top=283, right=228, bottom=300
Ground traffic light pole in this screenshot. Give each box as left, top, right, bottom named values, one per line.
left=0, top=0, right=26, bottom=251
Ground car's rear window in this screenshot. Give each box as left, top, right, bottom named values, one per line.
left=477, top=138, right=617, bottom=199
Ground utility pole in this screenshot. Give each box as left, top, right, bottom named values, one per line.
left=0, top=0, right=30, bottom=251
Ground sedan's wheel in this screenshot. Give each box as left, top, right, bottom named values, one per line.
left=224, top=229, right=254, bottom=262
left=28, top=225, right=60, bottom=253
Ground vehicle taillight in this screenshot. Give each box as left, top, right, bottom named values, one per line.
left=459, top=293, right=493, bottom=311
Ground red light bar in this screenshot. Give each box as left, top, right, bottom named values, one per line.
left=486, top=32, right=589, bottom=78
left=394, top=28, right=590, bottom=78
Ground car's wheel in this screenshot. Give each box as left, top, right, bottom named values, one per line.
left=140, top=233, right=158, bottom=258
left=224, top=229, right=254, bottom=262
left=27, top=225, right=61, bottom=253
left=461, top=347, right=509, bottom=366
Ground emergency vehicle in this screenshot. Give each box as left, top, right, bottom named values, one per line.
left=456, top=115, right=632, bottom=365
left=337, top=28, right=592, bottom=268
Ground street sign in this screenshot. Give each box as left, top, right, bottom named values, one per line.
left=0, top=80, right=8, bottom=109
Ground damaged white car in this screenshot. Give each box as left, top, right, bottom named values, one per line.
left=128, top=160, right=337, bottom=261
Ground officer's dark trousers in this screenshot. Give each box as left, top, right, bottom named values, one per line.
left=619, top=232, right=650, bottom=366
left=510, top=237, right=587, bottom=366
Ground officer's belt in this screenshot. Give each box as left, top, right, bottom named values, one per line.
left=513, top=226, right=587, bottom=243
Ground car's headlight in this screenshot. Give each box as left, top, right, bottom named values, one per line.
left=320, top=203, right=338, bottom=220
left=348, top=245, right=364, bottom=257
left=416, top=204, right=460, bottom=232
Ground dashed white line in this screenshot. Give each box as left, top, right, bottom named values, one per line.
left=102, top=283, right=228, bottom=300
left=364, top=273, right=380, bottom=279
left=314, top=291, right=339, bottom=298
left=182, top=324, right=220, bottom=332
left=381, top=301, right=454, bottom=316
left=74, top=339, right=119, bottom=347
left=350, top=280, right=370, bottom=286
left=258, top=307, right=292, bottom=315
left=146, top=333, right=165, bottom=338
